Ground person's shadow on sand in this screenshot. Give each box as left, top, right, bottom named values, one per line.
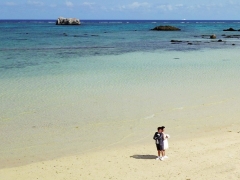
left=130, top=155, right=157, bottom=160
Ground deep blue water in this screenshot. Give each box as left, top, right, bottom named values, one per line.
left=0, top=20, right=239, bottom=71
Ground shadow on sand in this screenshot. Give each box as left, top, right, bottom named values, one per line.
left=130, top=155, right=157, bottom=160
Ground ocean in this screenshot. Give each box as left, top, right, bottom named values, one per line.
left=0, top=20, right=240, bottom=168
left=0, top=20, right=240, bottom=76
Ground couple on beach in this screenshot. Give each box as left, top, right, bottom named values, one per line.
left=153, top=126, right=170, bottom=161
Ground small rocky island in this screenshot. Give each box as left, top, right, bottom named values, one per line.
left=223, top=28, right=240, bottom=31
left=151, top=25, right=181, bottom=31
left=56, top=17, right=81, bottom=25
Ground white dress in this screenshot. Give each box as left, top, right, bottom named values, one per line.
left=163, top=134, right=170, bottom=150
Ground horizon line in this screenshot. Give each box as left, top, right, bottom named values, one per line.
left=1, top=19, right=240, bottom=21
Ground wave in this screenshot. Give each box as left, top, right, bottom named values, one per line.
left=195, top=21, right=227, bottom=24
left=109, top=22, right=123, bottom=24
left=99, top=22, right=123, bottom=24
left=31, top=21, right=44, bottom=23
left=0, top=46, right=115, bottom=51
left=195, top=22, right=211, bottom=24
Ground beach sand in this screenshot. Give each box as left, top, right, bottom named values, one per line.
left=1, top=122, right=240, bottom=180
left=1, top=49, right=240, bottom=179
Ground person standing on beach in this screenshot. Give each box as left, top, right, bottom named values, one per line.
left=162, top=126, right=170, bottom=159
left=153, top=127, right=164, bottom=160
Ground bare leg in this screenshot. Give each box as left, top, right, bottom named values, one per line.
left=163, top=150, right=165, bottom=157
left=161, top=151, right=164, bottom=157
left=156, top=150, right=161, bottom=160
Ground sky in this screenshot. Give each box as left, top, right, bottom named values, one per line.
left=0, top=0, right=240, bottom=20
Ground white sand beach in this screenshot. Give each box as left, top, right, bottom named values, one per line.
left=1, top=122, right=240, bottom=180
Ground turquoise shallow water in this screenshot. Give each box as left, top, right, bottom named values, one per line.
left=1, top=48, right=240, bottom=168
left=0, top=20, right=240, bottom=168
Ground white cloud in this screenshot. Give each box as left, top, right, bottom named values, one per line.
left=82, top=2, right=97, bottom=10
left=5, top=2, right=17, bottom=6
left=184, top=3, right=231, bottom=11
left=128, top=2, right=151, bottom=9
left=156, top=4, right=185, bottom=11
left=27, top=0, right=44, bottom=6
left=113, top=2, right=151, bottom=11
left=157, top=5, right=173, bottom=11
left=66, top=1, right=73, bottom=7
left=83, top=2, right=95, bottom=6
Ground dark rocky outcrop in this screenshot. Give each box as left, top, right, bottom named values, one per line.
left=223, top=28, right=238, bottom=31
left=224, top=35, right=240, bottom=38
left=201, top=35, right=211, bottom=39
left=170, top=40, right=202, bottom=45
left=151, top=26, right=181, bottom=31
left=56, top=17, right=81, bottom=25
left=171, top=40, right=182, bottom=42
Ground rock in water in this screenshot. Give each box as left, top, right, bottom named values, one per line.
left=56, top=17, right=81, bottom=25
left=210, top=34, right=216, bottom=39
left=223, top=28, right=237, bottom=31
left=171, top=40, right=182, bottom=42
left=151, top=26, right=181, bottom=31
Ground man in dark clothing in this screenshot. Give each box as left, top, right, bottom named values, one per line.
left=153, top=127, right=164, bottom=160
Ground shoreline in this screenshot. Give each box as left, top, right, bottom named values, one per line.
left=1, top=48, right=240, bottom=179
left=1, top=48, right=240, bottom=168
left=1, top=121, right=239, bottom=179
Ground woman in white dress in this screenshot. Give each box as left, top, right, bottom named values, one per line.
left=162, top=126, right=170, bottom=159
